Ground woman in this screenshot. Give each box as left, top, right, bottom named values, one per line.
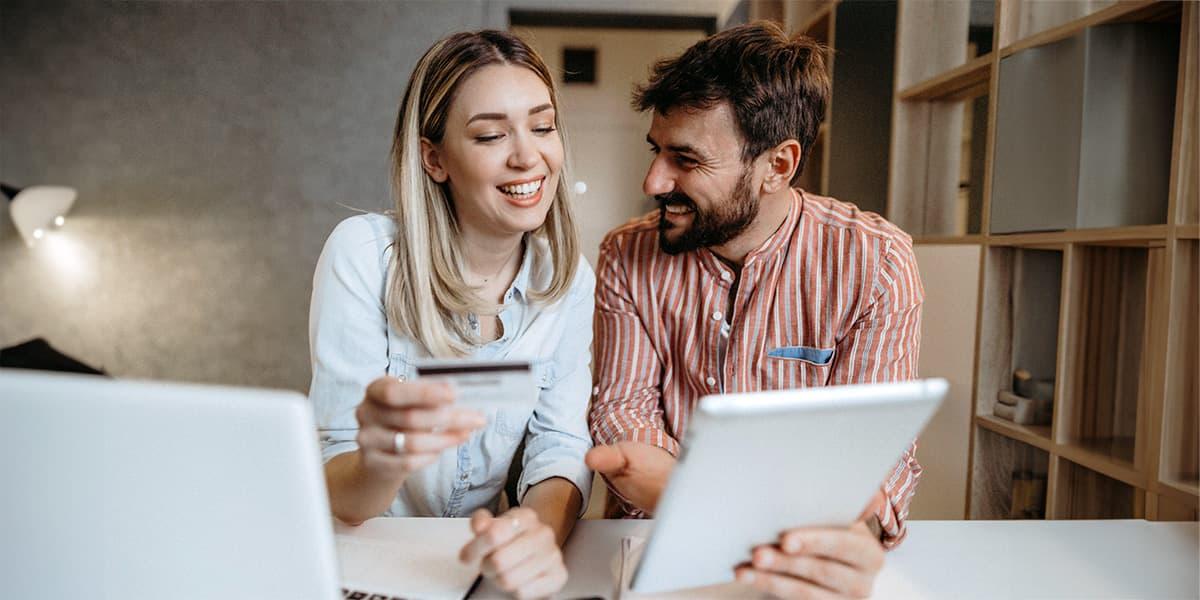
left=308, top=30, right=593, bottom=599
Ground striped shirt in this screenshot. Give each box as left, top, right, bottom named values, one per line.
left=589, top=189, right=924, bottom=548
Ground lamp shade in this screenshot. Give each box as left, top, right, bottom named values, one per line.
left=4, top=185, right=76, bottom=247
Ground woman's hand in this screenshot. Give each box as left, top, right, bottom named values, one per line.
left=459, top=507, right=568, bottom=600
left=354, top=376, right=486, bottom=477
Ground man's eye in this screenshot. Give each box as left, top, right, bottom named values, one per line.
left=675, top=156, right=698, bottom=167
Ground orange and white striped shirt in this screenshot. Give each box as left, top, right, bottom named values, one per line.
left=589, top=189, right=924, bottom=548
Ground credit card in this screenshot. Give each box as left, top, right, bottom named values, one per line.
left=414, top=359, right=538, bottom=411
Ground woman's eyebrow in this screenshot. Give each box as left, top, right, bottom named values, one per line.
left=466, top=103, right=555, bottom=125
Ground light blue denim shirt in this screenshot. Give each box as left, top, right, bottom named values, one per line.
left=308, top=214, right=594, bottom=517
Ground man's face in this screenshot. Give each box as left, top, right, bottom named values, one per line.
left=643, top=102, right=760, bottom=255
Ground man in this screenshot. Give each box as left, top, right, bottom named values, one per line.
left=585, top=22, right=923, bottom=599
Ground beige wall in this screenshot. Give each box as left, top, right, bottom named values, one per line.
left=908, top=245, right=981, bottom=519
left=513, top=26, right=706, bottom=267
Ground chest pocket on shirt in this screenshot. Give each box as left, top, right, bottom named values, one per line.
left=493, top=359, right=554, bottom=439
left=767, top=345, right=834, bottom=366
left=765, top=345, right=835, bottom=387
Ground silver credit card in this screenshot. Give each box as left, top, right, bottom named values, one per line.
left=414, top=359, right=537, bottom=411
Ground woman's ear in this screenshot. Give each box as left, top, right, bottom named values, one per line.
left=419, top=138, right=449, bottom=183
left=760, top=139, right=802, bottom=194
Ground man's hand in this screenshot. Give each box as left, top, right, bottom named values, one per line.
left=584, top=442, right=676, bottom=514
left=734, top=491, right=889, bottom=599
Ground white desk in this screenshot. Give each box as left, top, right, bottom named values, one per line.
left=342, top=518, right=1199, bottom=599
left=550, top=519, right=1199, bottom=599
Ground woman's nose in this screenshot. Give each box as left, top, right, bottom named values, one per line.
left=507, top=134, right=540, bottom=171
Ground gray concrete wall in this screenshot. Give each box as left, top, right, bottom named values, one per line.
left=0, top=0, right=486, bottom=391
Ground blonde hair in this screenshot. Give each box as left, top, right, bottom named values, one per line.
left=388, top=30, right=580, bottom=358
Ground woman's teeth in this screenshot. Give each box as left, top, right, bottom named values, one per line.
left=499, top=179, right=543, bottom=198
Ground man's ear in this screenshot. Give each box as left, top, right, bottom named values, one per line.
left=419, top=138, right=449, bottom=183
left=760, top=139, right=802, bottom=194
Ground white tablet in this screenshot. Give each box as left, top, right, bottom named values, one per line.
left=631, top=378, right=948, bottom=593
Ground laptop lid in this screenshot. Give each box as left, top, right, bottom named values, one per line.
left=631, top=378, right=947, bottom=593
left=0, top=369, right=340, bottom=600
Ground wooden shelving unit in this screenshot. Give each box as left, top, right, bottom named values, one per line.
left=757, top=0, right=1198, bottom=522
left=885, top=0, right=1199, bottom=523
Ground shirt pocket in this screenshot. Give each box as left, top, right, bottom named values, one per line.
left=766, top=345, right=835, bottom=366
left=388, top=353, right=416, bottom=381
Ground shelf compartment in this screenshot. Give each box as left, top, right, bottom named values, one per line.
left=1053, top=458, right=1144, bottom=519
left=1160, top=240, right=1198, bottom=494
left=990, top=22, right=1179, bottom=234
left=890, top=93, right=988, bottom=237
left=976, top=247, right=1062, bottom=432
left=824, top=0, right=895, bottom=217
left=1060, top=245, right=1158, bottom=471
left=970, top=427, right=1050, bottom=519
left=998, top=0, right=1180, bottom=55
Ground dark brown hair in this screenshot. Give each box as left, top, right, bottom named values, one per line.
left=632, top=21, right=830, bottom=184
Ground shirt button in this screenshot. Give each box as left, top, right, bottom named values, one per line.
left=460, top=472, right=469, bottom=481
left=711, top=311, right=722, bottom=321
left=721, top=272, right=733, bottom=282
left=592, top=386, right=600, bottom=396
left=395, top=375, right=406, bottom=382
left=705, top=376, right=717, bottom=386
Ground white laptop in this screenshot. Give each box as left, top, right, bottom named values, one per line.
left=631, top=378, right=948, bottom=593
left=0, top=369, right=343, bottom=599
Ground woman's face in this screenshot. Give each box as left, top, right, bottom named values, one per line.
left=423, top=64, right=564, bottom=239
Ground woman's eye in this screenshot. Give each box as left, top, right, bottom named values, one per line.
left=533, top=126, right=557, bottom=135
left=475, top=134, right=504, bottom=143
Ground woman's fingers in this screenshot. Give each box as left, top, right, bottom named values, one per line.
left=356, top=425, right=471, bottom=454
left=364, top=377, right=454, bottom=409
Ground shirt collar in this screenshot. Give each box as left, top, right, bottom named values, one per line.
left=508, top=234, right=533, bottom=301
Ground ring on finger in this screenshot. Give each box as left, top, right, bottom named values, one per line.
left=393, top=431, right=407, bottom=454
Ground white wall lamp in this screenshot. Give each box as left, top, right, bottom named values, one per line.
left=2, top=182, right=76, bottom=247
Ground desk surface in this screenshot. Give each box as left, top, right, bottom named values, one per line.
left=547, top=519, right=1199, bottom=599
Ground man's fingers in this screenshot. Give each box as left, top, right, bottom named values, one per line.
left=736, top=567, right=839, bottom=600
left=365, top=377, right=454, bottom=409
left=751, top=546, right=871, bottom=597
left=585, top=444, right=628, bottom=474
left=779, top=527, right=884, bottom=571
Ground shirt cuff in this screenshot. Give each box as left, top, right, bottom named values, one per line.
left=517, top=459, right=594, bottom=517
left=320, top=440, right=359, bottom=464
left=605, top=426, right=681, bottom=457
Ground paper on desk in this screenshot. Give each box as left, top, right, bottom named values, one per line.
left=335, top=518, right=478, bottom=600
left=615, top=536, right=769, bottom=600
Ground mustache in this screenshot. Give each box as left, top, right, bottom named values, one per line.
left=655, top=191, right=695, bottom=210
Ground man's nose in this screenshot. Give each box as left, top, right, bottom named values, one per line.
left=643, top=155, right=674, bottom=197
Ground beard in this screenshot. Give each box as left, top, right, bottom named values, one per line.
left=656, top=165, right=759, bottom=255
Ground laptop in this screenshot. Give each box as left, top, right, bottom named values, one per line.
left=630, top=378, right=948, bottom=593
left=0, top=369, right=342, bottom=599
